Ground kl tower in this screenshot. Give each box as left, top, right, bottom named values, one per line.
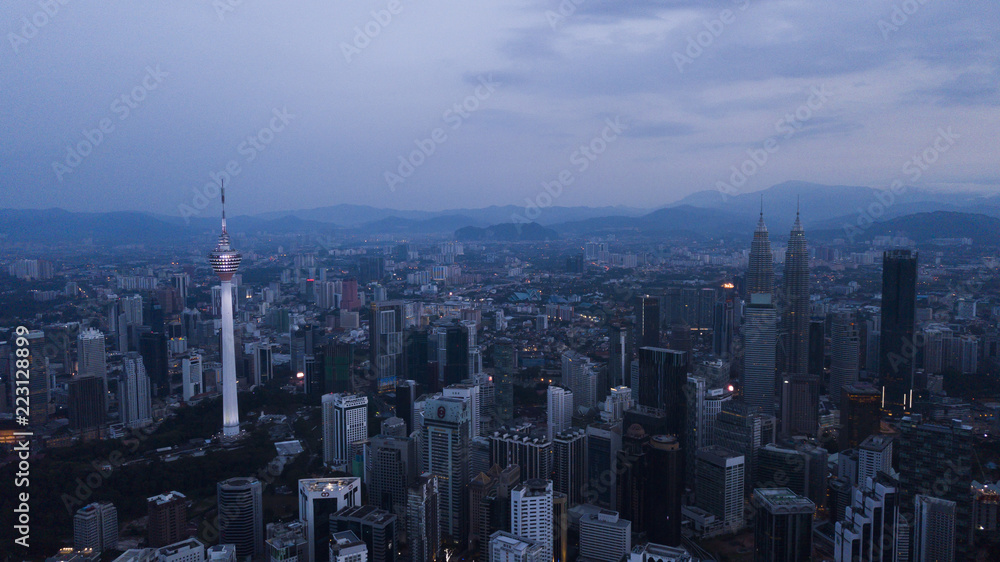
left=209, top=182, right=243, bottom=438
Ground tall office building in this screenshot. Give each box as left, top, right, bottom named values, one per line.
left=879, top=250, right=917, bottom=415
left=553, top=428, right=586, bottom=506
left=830, top=312, right=860, bottom=406
left=587, top=422, right=622, bottom=509
left=898, top=415, right=973, bottom=557
left=407, top=474, right=440, bottom=562
left=68, top=375, right=106, bottom=432
left=579, top=509, right=632, bottom=562
left=323, top=393, right=369, bottom=470
left=218, top=477, right=263, bottom=559
left=608, top=324, right=632, bottom=388
left=121, top=352, right=152, bottom=428
left=638, top=347, right=688, bottom=462
left=147, top=491, right=188, bottom=548
left=490, top=429, right=553, bottom=482
left=834, top=475, right=904, bottom=562
left=77, top=328, right=107, bottom=379
left=368, top=431, right=418, bottom=515
left=444, top=383, right=481, bottom=439
left=913, top=495, right=956, bottom=562
left=714, top=401, right=776, bottom=497
left=298, top=478, right=362, bottom=562
left=783, top=208, right=810, bottom=376
left=330, top=505, right=398, bottom=562
left=561, top=351, right=596, bottom=411
left=747, top=207, right=774, bottom=297
left=780, top=374, right=819, bottom=437
left=27, top=330, right=47, bottom=427
left=370, top=300, right=405, bottom=392
left=648, top=435, right=684, bottom=546
left=808, top=319, right=825, bottom=376
left=73, top=502, right=118, bottom=553
left=423, top=396, right=471, bottom=545
left=752, top=488, right=815, bottom=562
left=547, top=385, right=573, bottom=441
left=841, top=383, right=882, bottom=449
left=511, top=479, right=553, bottom=562
left=182, top=354, right=203, bottom=401
left=470, top=464, right=519, bottom=559
left=695, top=446, right=746, bottom=533
left=637, top=296, right=660, bottom=348
left=493, top=340, right=516, bottom=424
left=209, top=185, right=243, bottom=437
left=743, top=294, right=777, bottom=416
left=857, top=435, right=893, bottom=485
left=138, top=330, right=168, bottom=398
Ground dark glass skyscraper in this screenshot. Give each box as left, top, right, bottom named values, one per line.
left=637, top=296, right=660, bottom=348
left=879, top=250, right=917, bottom=415
left=637, top=347, right=688, bottom=438
left=782, top=209, right=809, bottom=375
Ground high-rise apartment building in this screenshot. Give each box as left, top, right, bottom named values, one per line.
left=147, top=491, right=188, bottom=548
left=73, top=502, right=118, bottom=553
left=511, top=479, right=553, bottom=561
left=121, top=352, right=152, bottom=428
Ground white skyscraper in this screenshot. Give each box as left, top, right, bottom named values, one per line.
left=444, top=383, right=481, bottom=439
left=511, top=479, right=554, bottom=562
left=858, top=434, right=893, bottom=486
left=322, top=393, right=369, bottom=470
left=209, top=184, right=243, bottom=438
left=121, top=353, right=152, bottom=428
left=579, top=509, right=632, bottom=562
left=77, top=327, right=107, bottom=380
left=298, top=478, right=362, bottom=562
left=547, top=385, right=573, bottom=441
left=182, top=354, right=203, bottom=401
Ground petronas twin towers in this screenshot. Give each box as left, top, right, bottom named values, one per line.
left=743, top=201, right=810, bottom=416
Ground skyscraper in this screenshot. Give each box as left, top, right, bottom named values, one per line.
left=637, top=296, right=660, bottom=348
left=913, top=495, right=956, bottom=562
left=553, top=428, right=587, bottom=506
left=747, top=206, right=774, bottom=298
left=578, top=509, right=632, bottom=562
left=546, top=385, right=573, bottom=441
left=561, top=350, right=596, bottom=411
left=743, top=294, right=777, bottom=416
left=637, top=347, right=687, bottom=439
left=68, top=375, right=106, bottom=433
left=879, top=250, right=917, bottom=415
left=752, top=488, right=815, bottom=562
left=323, top=393, right=369, bottom=471
left=298, top=478, right=362, bottom=562
left=608, top=324, right=632, bottom=388
left=370, top=300, right=405, bottom=392
left=830, top=311, right=860, bottom=406
left=511, top=479, right=554, bottom=562
left=783, top=207, right=809, bottom=376
left=368, top=431, right=418, bottom=515
left=217, top=477, right=263, bottom=559
left=493, top=340, right=516, bottom=424
left=77, top=327, right=107, bottom=380
left=840, top=383, right=881, bottom=449
left=648, top=434, right=684, bottom=546
left=423, top=396, right=471, bottom=545
left=121, top=352, right=152, bottom=429
left=26, top=330, right=47, bottom=427
left=73, top=502, right=118, bottom=553
left=406, top=473, right=440, bottom=562
left=695, top=446, right=746, bottom=533
left=209, top=184, right=243, bottom=438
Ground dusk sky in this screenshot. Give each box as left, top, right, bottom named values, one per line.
left=2, top=0, right=997, bottom=216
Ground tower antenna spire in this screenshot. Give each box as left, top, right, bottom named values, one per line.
left=221, top=179, right=227, bottom=234
left=760, top=194, right=764, bottom=218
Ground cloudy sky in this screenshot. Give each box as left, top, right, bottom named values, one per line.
left=1, top=0, right=997, bottom=216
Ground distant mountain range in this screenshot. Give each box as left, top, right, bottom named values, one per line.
left=2, top=181, right=999, bottom=246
